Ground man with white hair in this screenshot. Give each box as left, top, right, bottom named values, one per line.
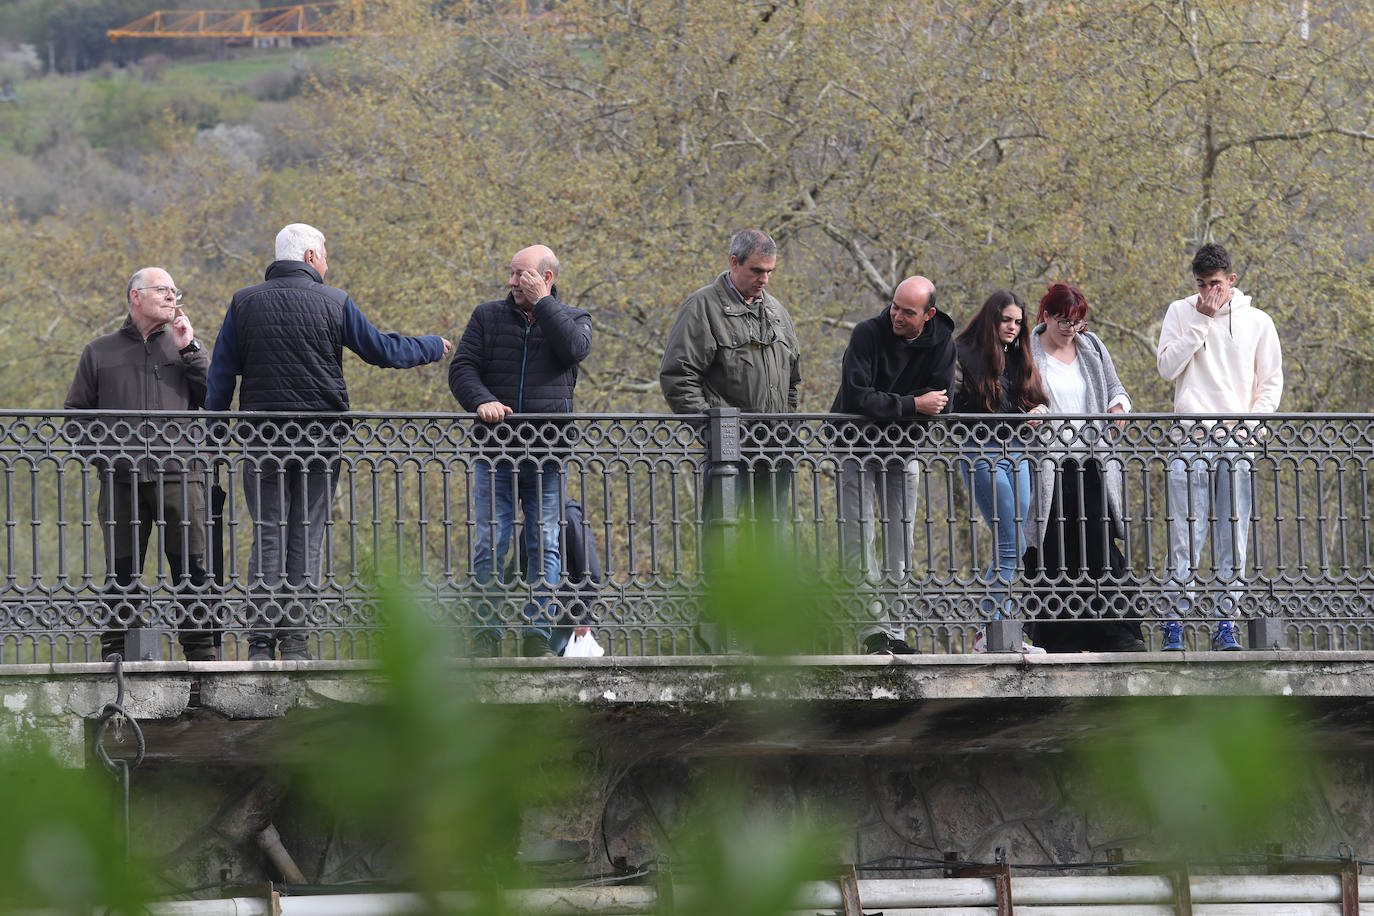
left=66, top=267, right=219, bottom=661
left=207, top=223, right=452, bottom=661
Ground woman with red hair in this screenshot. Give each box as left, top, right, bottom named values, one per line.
left=1023, top=283, right=1144, bottom=652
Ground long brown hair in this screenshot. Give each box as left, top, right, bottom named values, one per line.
left=955, top=289, right=1048, bottom=413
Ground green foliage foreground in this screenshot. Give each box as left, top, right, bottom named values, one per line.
left=0, top=746, right=151, bottom=914
left=0, top=545, right=1336, bottom=912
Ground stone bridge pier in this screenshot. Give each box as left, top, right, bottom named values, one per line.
left=5, top=652, right=1374, bottom=895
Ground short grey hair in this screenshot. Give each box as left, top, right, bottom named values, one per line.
left=125, top=268, right=150, bottom=303
left=537, top=250, right=560, bottom=278
left=729, top=229, right=777, bottom=263
left=276, top=223, right=326, bottom=261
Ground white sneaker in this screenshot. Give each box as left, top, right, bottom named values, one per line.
left=972, top=627, right=1046, bottom=654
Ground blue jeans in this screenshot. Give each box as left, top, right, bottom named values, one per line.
left=473, top=458, right=562, bottom=643
left=1166, top=450, right=1253, bottom=617
left=959, top=452, right=1029, bottom=618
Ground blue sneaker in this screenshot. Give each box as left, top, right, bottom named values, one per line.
left=1161, top=621, right=1184, bottom=651
left=1211, top=621, right=1242, bottom=651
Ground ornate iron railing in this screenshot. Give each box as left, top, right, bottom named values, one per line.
left=1, top=410, right=1369, bottom=661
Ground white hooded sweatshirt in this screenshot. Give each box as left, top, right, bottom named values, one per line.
left=1156, top=289, right=1283, bottom=414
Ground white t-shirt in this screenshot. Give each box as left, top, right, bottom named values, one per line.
left=1044, top=354, right=1088, bottom=414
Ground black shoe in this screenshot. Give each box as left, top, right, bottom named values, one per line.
left=863, top=633, right=918, bottom=655
left=182, top=645, right=219, bottom=662
left=469, top=632, right=502, bottom=658
left=1097, top=634, right=1148, bottom=652
left=277, top=635, right=312, bottom=661
left=247, top=644, right=274, bottom=662
left=521, top=634, right=557, bottom=658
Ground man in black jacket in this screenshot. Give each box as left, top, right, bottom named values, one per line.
left=66, top=267, right=218, bottom=661
left=207, top=223, right=451, bottom=661
left=830, top=275, right=955, bottom=655
left=449, top=245, right=593, bottom=657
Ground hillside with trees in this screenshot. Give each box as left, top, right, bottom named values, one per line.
left=2, top=0, right=1373, bottom=415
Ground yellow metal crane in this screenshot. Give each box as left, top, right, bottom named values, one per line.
left=108, top=1, right=545, bottom=41
left=108, top=1, right=368, bottom=40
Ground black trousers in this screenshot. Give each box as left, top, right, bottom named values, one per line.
left=1023, top=458, right=1142, bottom=652
left=100, top=477, right=219, bottom=659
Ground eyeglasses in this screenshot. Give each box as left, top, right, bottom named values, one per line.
left=134, top=286, right=183, bottom=302
left=1054, top=318, right=1087, bottom=331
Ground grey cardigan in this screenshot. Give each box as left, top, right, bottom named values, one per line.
left=1025, top=326, right=1130, bottom=551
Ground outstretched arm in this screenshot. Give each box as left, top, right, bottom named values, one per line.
left=341, top=297, right=448, bottom=368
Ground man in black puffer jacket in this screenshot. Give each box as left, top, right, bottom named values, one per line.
left=207, top=223, right=451, bottom=661
left=449, top=244, right=593, bottom=658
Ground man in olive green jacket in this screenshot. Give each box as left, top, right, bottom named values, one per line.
left=659, top=230, right=801, bottom=562
left=659, top=229, right=800, bottom=414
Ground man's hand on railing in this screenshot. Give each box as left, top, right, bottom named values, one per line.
left=476, top=401, right=514, bottom=423
left=913, top=389, right=949, bottom=416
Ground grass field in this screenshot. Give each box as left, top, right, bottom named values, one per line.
left=168, top=44, right=339, bottom=87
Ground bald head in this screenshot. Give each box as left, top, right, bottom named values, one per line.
left=509, top=245, right=560, bottom=308
left=894, top=276, right=935, bottom=309
left=890, top=275, right=937, bottom=339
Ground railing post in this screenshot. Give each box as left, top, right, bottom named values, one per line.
left=1248, top=616, right=1287, bottom=650
left=705, top=407, right=741, bottom=543
left=984, top=619, right=1024, bottom=653
left=703, top=407, right=741, bottom=653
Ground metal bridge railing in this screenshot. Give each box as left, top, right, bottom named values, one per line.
left=1, top=410, right=1370, bottom=661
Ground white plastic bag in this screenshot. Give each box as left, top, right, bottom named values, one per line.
left=563, top=628, right=604, bottom=657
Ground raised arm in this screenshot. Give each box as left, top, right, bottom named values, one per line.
left=531, top=296, right=592, bottom=366
left=1156, top=297, right=1211, bottom=383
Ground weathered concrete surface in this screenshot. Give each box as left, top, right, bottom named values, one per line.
left=6, top=652, right=1374, bottom=763
left=0, top=662, right=191, bottom=764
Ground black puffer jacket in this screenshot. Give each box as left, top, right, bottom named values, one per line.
left=207, top=261, right=445, bottom=413
left=448, top=289, right=593, bottom=414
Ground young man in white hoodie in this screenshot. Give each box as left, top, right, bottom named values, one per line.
left=1156, top=242, right=1283, bottom=650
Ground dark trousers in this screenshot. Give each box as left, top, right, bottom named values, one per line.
left=703, top=461, right=793, bottom=556
left=99, top=477, right=217, bottom=659
left=1023, top=458, right=1142, bottom=653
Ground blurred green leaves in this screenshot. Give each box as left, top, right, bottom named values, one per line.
left=668, top=767, right=841, bottom=916
left=291, top=575, right=844, bottom=915
left=703, top=517, right=846, bottom=655
left=291, top=578, right=582, bottom=910
left=1079, top=695, right=1316, bottom=858
left=0, top=741, right=151, bottom=914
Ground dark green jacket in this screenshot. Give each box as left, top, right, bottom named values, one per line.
left=659, top=273, right=801, bottom=414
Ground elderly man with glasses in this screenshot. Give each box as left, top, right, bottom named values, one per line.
left=65, top=267, right=219, bottom=662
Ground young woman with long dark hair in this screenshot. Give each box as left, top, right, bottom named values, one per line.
left=953, top=290, right=1048, bottom=651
